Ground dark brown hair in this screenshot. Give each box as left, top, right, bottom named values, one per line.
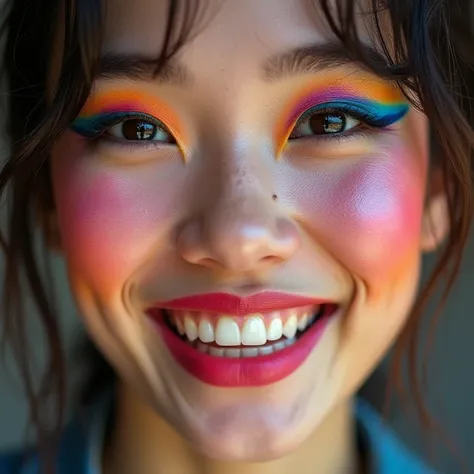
left=0, top=0, right=473, bottom=472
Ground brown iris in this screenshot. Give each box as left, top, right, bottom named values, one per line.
left=121, top=119, right=157, bottom=140
left=309, top=113, right=346, bottom=134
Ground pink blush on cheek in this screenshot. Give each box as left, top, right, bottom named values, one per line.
left=51, top=143, right=181, bottom=293
left=295, top=148, right=426, bottom=279
left=55, top=172, right=155, bottom=283
left=330, top=162, right=422, bottom=272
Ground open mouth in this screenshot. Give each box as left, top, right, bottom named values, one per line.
left=163, top=304, right=330, bottom=359
left=148, top=292, right=338, bottom=386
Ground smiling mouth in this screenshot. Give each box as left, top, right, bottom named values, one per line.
left=147, top=292, right=338, bottom=386
left=163, top=304, right=330, bottom=358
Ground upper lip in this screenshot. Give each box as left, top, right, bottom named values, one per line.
left=156, top=291, right=330, bottom=316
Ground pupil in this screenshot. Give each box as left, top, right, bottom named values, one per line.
left=122, top=120, right=156, bottom=140
left=310, top=113, right=345, bottom=134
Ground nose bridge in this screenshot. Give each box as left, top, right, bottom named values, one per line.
left=209, top=183, right=272, bottom=247
left=211, top=127, right=270, bottom=192
left=205, top=149, right=275, bottom=253
left=178, top=144, right=300, bottom=272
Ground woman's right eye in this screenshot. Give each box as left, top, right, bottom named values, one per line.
left=106, top=118, right=176, bottom=144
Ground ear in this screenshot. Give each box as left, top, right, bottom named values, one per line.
left=420, top=167, right=450, bottom=253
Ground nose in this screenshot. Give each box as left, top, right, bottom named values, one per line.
left=177, top=192, right=301, bottom=273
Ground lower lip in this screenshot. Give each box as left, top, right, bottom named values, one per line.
left=148, top=307, right=335, bottom=387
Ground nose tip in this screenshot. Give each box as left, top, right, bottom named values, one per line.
left=177, top=215, right=300, bottom=272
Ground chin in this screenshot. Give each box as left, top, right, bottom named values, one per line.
left=180, top=412, right=315, bottom=462
left=192, top=432, right=301, bottom=462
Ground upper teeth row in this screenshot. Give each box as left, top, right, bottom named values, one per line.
left=168, top=309, right=318, bottom=346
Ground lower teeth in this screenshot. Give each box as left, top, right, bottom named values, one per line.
left=193, top=337, right=297, bottom=358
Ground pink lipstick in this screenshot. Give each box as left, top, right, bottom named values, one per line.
left=158, top=291, right=329, bottom=315
left=147, top=292, right=337, bottom=387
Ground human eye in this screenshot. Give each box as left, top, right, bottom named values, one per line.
left=72, top=112, right=176, bottom=146
left=289, top=100, right=408, bottom=141
left=106, top=114, right=175, bottom=144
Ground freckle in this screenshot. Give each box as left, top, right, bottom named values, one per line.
left=272, top=194, right=278, bottom=201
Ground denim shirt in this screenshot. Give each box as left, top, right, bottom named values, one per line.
left=0, top=398, right=435, bottom=474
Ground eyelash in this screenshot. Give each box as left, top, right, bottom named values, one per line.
left=72, top=101, right=405, bottom=152
left=72, top=112, right=175, bottom=151
left=288, top=101, right=404, bottom=143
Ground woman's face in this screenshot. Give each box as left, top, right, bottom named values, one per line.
left=51, top=0, right=447, bottom=461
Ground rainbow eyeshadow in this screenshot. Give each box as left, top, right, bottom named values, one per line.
left=274, top=76, right=409, bottom=155
left=71, top=89, right=188, bottom=154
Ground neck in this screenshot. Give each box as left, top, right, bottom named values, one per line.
left=103, top=383, right=362, bottom=474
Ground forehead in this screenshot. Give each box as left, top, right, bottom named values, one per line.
left=102, top=0, right=378, bottom=70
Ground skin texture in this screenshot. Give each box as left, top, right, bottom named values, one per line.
left=49, top=1, right=449, bottom=473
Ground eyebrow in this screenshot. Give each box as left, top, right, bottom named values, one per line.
left=96, top=42, right=395, bottom=86
left=97, top=53, right=193, bottom=86
left=263, top=42, right=395, bottom=81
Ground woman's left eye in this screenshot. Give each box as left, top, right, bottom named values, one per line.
left=290, top=111, right=361, bottom=139
left=106, top=118, right=176, bottom=143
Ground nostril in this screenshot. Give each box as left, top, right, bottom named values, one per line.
left=198, top=257, right=221, bottom=269
left=261, top=255, right=281, bottom=264
left=177, top=213, right=301, bottom=271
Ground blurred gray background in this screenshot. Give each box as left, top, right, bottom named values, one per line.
left=1, top=2, right=474, bottom=473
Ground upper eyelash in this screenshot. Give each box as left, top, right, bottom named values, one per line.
left=70, top=100, right=407, bottom=152
left=292, top=100, right=408, bottom=132
left=71, top=112, right=170, bottom=140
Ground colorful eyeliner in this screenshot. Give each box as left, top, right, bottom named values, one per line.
left=275, top=77, right=409, bottom=154
left=71, top=89, right=187, bottom=155
left=71, top=111, right=156, bottom=138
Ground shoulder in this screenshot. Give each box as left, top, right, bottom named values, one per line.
left=356, top=399, right=436, bottom=474
left=0, top=396, right=110, bottom=474
left=0, top=450, right=21, bottom=474
left=0, top=448, right=39, bottom=474
left=0, top=421, right=92, bottom=474
left=0, top=417, right=95, bottom=474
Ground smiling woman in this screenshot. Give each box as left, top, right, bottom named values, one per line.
left=0, top=1, right=473, bottom=474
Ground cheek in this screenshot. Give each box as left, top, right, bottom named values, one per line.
left=51, top=139, right=183, bottom=293
left=292, top=145, right=426, bottom=281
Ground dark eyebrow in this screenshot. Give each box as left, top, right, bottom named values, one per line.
left=97, top=43, right=395, bottom=86
left=262, top=41, right=394, bottom=81
left=97, top=53, right=194, bottom=86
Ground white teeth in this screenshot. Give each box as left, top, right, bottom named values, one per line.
left=282, top=314, right=298, bottom=338
left=297, top=314, right=309, bottom=331
left=209, top=346, right=225, bottom=357
left=184, top=317, right=198, bottom=341
left=274, top=341, right=286, bottom=351
left=241, top=316, right=266, bottom=346
left=259, top=345, right=274, bottom=355
left=225, top=348, right=241, bottom=358
left=169, top=306, right=323, bottom=352
left=198, top=319, right=214, bottom=343
left=193, top=338, right=297, bottom=358
left=175, top=318, right=185, bottom=335
left=285, top=337, right=296, bottom=347
left=215, top=317, right=241, bottom=346
left=267, top=318, right=283, bottom=341
left=241, top=347, right=259, bottom=357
